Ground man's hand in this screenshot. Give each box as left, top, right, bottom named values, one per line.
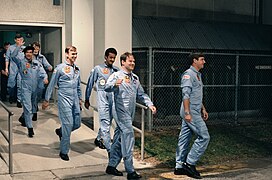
left=115, top=79, right=123, bottom=87
left=43, top=78, right=48, bottom=85
left=1, top=70, right=8, bottom=76
left=84, top=100, right=90, bottom=109
left=17, top=38, right=25, bottom=47
left=42, top=100, right=49, bottom=110
left=149, top=105, right=157, bottom=114
left=184, top=113, right=192, bottom=123
left=202, top=109, right=209, bottom=121
left=5, top=68, right=8, bottom=75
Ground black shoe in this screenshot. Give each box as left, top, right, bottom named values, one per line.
left=18, top=115, right=26, bottom=127
left=55, top=128, right=62, bottom=140
left=59, top=152, right=69, bottom=161
left=94, top=138, right=106, bottom=149
left=127, top=171, right=142, bottom=179
left=32, top=113, right=37, bottom=121
left=105, top=166, right=123, bottom=176
left=182, top=163, right=202, bottom=179
left=17, top=101, right=22, bottom=108
left=28, top=128, right=34, bottom=138
left=174, top=168, right=187, bottom=175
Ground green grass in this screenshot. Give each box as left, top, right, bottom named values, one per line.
left=135, top=122, right=272, bottom=167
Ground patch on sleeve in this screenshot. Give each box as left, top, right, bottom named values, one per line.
left=182, top=75, right=190, bottom=80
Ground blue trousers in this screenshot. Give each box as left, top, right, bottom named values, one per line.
left=108, top=119, right=135, bottom=173
left=22, top=90, right=37, bottom=128
left=96, top=93, right=115, bottom=153
left=176, top=111, right=210, bottom=168
left=58, top=98, right=81, bottom=154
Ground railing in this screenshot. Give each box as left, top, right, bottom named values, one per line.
left=0, top=101, right=14, bottom=175
left=81, top=81, right=148, bottom=161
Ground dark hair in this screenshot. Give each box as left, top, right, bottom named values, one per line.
left=23, top=46, right=35, bottom=53
left=120, top=52, right=133, bottom=66
left=4, top=42, right=10, bottom=46
left=32, top=41, right=40, bottom=48
left=65, top=45, right=77, bottom=53
left=188, top=52, right=204, bottom=65
left=105, top=48, right=117, bottom=57
left=14, top=33, right=23, bottom=39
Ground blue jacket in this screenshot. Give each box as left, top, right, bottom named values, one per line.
left=105, top=69, right=153, bottom=120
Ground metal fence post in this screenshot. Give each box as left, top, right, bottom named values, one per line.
left=9, top=114, right=13, bottom=175
left=148, top=47, right=153, bottom=131
left=141, top=108, right=145, bottom=160
left=235, top=55, right=239, bottom=124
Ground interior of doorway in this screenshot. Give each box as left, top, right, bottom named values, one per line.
left=0, top=25, right=62, bottom=68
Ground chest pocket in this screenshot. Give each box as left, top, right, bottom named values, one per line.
left=192, top=78, right=202, bottom=88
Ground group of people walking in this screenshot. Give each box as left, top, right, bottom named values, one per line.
left=1, top=34, right=210, bottom=179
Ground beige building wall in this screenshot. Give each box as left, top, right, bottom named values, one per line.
left=0, top=0, right=64, bottom=23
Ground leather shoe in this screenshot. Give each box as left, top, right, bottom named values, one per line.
left=105, top=166, right=123, bottom=176
left=174, top=168, right=187, bottom=175
left=18, top=114, right=26, bottom=127
left=182, top=162, right=202, bottom=179
left=94, top=138, right=106, bottom=149
left=59, top=152, right=69, bottom=161
left=55, top=128, right=62, bottom=140
left=28, top=128, right=34, bottom=138
left=127, top=171, right=142, bottom=179
left=32, top=113, right=37, bottom=121
left=17, top=101, right=22, bottom=108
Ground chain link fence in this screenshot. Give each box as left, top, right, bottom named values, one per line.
left=133, top=48, right=272, bottom=130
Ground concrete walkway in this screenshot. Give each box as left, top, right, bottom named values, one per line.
left=0, top=102, right=152, bottom=179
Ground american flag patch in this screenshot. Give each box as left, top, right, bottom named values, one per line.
left=183, top=75, right=190, bottom=79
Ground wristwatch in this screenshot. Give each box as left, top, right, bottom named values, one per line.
left=185, top=111, right=190, bottom=116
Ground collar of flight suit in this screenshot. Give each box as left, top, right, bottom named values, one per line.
left=103, top=63, right=118, bottom=72
left=120, top=69, right=132, bottom=77
left=190, top=65, right=201, bottom=75
left=65, top=60, right=75, bottom=67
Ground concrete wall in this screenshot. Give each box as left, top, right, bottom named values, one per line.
left=43, top=29, right=62, bottom=67
left=0, top=0, right=64, bottom=23
left=69, top=0, right=94, bottom=96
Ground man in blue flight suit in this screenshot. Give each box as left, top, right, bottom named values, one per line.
left=175, top=53, right=210, bottom=179
left=104, top=52, right=156, bottom=179
left=5, top=34, right=24, bottom=107
left=32, top=42, right=53, bottom=121
left=42, top=46, right=82, bottom=161
left=84, top=48, right=119, bottom=153
left=11, top=41, right=48, bottom=138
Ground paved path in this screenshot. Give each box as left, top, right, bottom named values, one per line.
left=0, top=102, right=271, bottom=179
left=0, top=102, right=152, bottom=179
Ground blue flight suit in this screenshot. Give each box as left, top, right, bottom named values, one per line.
left=34, top=53, right=52, bottom=106
left=176, top=66, right=210, bottom=168
left=11, top=46, right=47, bottom=128
left=85, top=63, right=119, bottom=152
left=105, top=70, right=153, bottom=173
left=5, top=44, right=24, bottom=103
left=45, top=61, right=82, bottom=155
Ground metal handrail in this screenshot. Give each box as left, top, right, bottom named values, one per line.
left=0, top=101, right=14, bottom=175
left=81, top=81, right=148, bottom=161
